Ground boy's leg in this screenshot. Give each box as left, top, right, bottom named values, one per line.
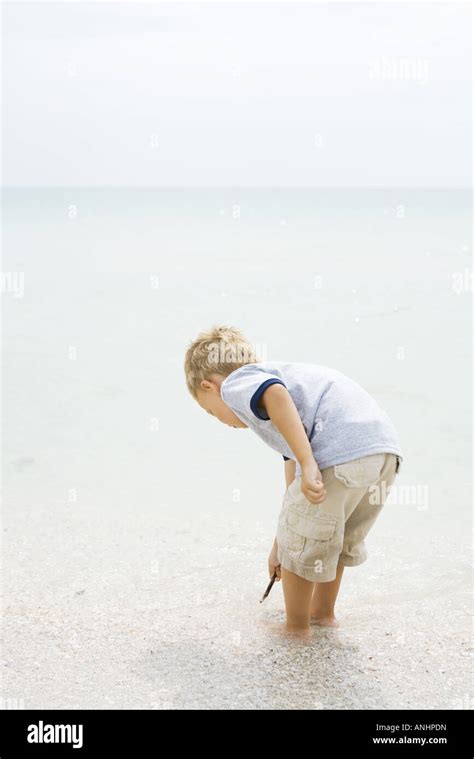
left=310, top=561, right=344, bottom=626
left=280, top=566, right=315, bottom=635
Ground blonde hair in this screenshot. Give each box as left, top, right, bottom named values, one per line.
left=184, top=324, right=258, bottom=398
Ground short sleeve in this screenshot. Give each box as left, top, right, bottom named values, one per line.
left=220, top=365, right=287, bottom=421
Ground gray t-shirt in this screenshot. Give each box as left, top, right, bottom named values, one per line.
left=220, top=361, right=403, bottom=474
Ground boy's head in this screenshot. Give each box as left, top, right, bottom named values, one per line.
left=184, top=325, right=258, bottom=428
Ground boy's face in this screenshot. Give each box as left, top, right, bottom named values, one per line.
left=196, top=376, right=248, bottom=428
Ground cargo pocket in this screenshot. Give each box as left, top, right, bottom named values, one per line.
left=334, top=453, right=386, bottom=488
left=277, top=507, right=305, bottom=558
left=285, top=505, right=338, bottom=567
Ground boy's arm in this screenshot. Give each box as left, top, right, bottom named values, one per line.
left=271, top=459, right=296, bottom=555
left=260, top=383, right=326, bottom=504
left=284, top=458, right=296, bottom=488
left=260, top=383, right=315, bottom=468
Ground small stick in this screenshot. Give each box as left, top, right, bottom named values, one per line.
left=260, top=571, right=278, bottom=603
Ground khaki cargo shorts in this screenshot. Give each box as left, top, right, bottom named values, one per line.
left=276, top=452, right=400, bottom=582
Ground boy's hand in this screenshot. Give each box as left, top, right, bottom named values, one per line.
left=301, top=459, right=326, bottom=504
left=268, top=543, right=281, bottom=581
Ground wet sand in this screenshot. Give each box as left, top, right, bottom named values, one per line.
left=2, top=502, right=471, bottom=709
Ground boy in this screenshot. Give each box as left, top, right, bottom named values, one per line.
left=184, top=325, right=402, bottom=637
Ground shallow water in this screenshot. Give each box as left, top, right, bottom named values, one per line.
left=2, top=188, right=471, bottom=709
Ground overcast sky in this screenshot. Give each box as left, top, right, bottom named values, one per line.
left=2, top=2, right=471, bottom=187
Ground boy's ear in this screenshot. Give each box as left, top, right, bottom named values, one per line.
left=200, top=379, right=212, bottom=391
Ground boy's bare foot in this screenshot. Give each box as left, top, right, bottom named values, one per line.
left=258, top=619, right=309, bottom=638
left=284, top=625, right=312, bottom=639
left=285, top=625, right=311, bottom=638
left=257, top=619, right=312, bottom=639
left=310, top=614, right=339, bottom=628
